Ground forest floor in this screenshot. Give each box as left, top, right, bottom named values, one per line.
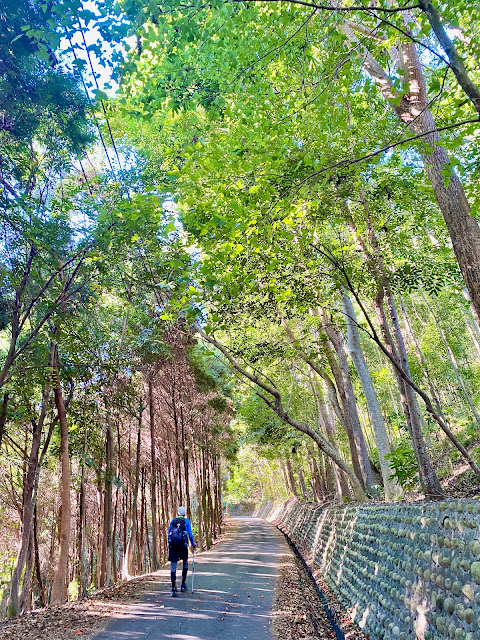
left=444, top=462, right=480, bottom=497
left=0, top=517, right=352, bottom=640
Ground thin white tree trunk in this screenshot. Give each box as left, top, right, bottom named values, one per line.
left=342, top=294, right=402, bottom=500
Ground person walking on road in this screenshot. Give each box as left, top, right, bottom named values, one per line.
left=168, top=506, right=195, bottom=597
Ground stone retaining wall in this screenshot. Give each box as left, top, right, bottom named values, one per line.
left=259, top=498, right=480, bottom=640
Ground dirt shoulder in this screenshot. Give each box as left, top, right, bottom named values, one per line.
left=271, top=528, right=366, bottom=640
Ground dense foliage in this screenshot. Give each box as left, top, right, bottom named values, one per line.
left=2, top=0, right=480, bottom=619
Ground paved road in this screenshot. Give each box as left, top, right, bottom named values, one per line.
left=93, top=517, right=283, bottom=640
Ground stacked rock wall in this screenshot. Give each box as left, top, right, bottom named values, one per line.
left=261, top=499, right=480, bottom=640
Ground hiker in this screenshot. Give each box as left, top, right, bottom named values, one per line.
left=168, top=505, right=195, bottom=597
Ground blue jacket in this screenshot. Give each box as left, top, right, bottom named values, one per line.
left=168, top=516, right=195, bottom=546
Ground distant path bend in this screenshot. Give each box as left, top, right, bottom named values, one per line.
left=93, top=517, right=283, bottom=640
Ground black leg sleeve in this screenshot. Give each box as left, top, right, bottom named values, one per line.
left=182, top=567, right=188, bottom=584
left=171, top=571, right=176, bottom=588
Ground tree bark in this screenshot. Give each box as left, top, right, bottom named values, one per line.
left=33, top=505, right=45, bottom=608
left=148, top=379, right=160, bottom=571
left=322, top=322, right=375, bottom=489
left=340, top=18, right=480, bottom=323
left=78, top=423, right=88, bottom=598
left=6, top=348, right=52, bottom=618
left=100, top=409, right=114, bottom=587
left=342, top=293, right=402, bottom=499
left=50, top=343, right=72, bottom=604
left=285, top=456, right=299, bottom=497
left=417, top=0, right=480, bottom=116
left=122, top=406, right=142, bottom=580
left=351, top=218, right=443, bottom=497
left=0, top=392, right=9, bottom=448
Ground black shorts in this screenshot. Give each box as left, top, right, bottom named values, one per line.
left=169, top=544, right=188, bottom=563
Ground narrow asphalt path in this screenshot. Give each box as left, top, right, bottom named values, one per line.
left=93, top=517, right=283, bottom=640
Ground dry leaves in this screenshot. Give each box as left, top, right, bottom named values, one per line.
left=0, top=573, right=163, bottom=640
left=271, top=537, right=365, bottom=640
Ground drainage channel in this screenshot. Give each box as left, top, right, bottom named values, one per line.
left=276, top=524, right=348, bottom=640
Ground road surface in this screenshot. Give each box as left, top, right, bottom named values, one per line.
left=93, top=517, right=283, bottom=640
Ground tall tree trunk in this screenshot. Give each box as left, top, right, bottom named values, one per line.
left=33, top=504, right=45, bottom=608
left=372, top=288, right=443, bottom=497
left=78, top=398, right=89, bottom=598
left=180, top=406, right=191, bottom=520
left=296, top=461, right=309, bottom=499
left=6, top=349, right=52, bottom=618
left=0, top=391, right=9, bottom=448
left=148, top=379, right=159, bottom=571
left=19, top=532, right=34, bottom=613
left=308, top=447, right=324, bottom=502
left=100, top=410, right=114, bottom=587
left=307, top=373, right=347, bottom=501
left=340, top=19, right=480, bottom=321
left=321, top=333, right=367, bottom=488
left=352, top=218, right=443, bottom=498
left=50, top=346, right=72, bottom=604
left=50, top=343, right=72, bottom=604
left=342, top=294, right=401, bottom=499
left=285, top=456, right=299, bottom=497
left=123, top=407, right=142, bottom=580
left=387, top=292, right=443, bottom=497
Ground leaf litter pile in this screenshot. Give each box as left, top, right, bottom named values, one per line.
left=271, top=530, right=366, bottom=640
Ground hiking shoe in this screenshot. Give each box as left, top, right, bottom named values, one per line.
left=180, top=583, right=188, bottom=593
left=171, top=587, right=177, bottom=598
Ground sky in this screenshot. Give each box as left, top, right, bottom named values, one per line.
left=60, top=1, right=123, bottom=99
left=60, top=1, right=129, bottom=176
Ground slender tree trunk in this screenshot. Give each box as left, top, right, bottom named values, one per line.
left=123, top=406, right=142, bottom=580
left=180, top=406, right=191, bottom=520
left=6, top=350, right=52, bottom=618
left=464, top=315, right=480, bottom=361
left=78, top=402, right=89, bottom=598
left=139, top=468, right=146, bottom=574
left=19, top=533, right=34, bottom=613
left=321, top=334, right=367, bottom=488
left=100, top=410, right=114, bottom=587
left=112, top=485, right=119, bottom=583
left=351, top=218, right=442, bottom=498
left=33, top=505, right=45, bottom=608
left=308, top=448, right=324, bottom=502
left=50, top=343, right=72, bottom=604
left=342, top=294, right=401, bottom=499
left=285, top=456, right=299, bottom=497
left=373, top=289, right=443, bottom=497
left=0, top=391, right=9, bottom=448
left=307, top=373, right=347, bottom=501
left=296, top=462, right=309, bottom=499
left=148, top=379, right=159, bottom=571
